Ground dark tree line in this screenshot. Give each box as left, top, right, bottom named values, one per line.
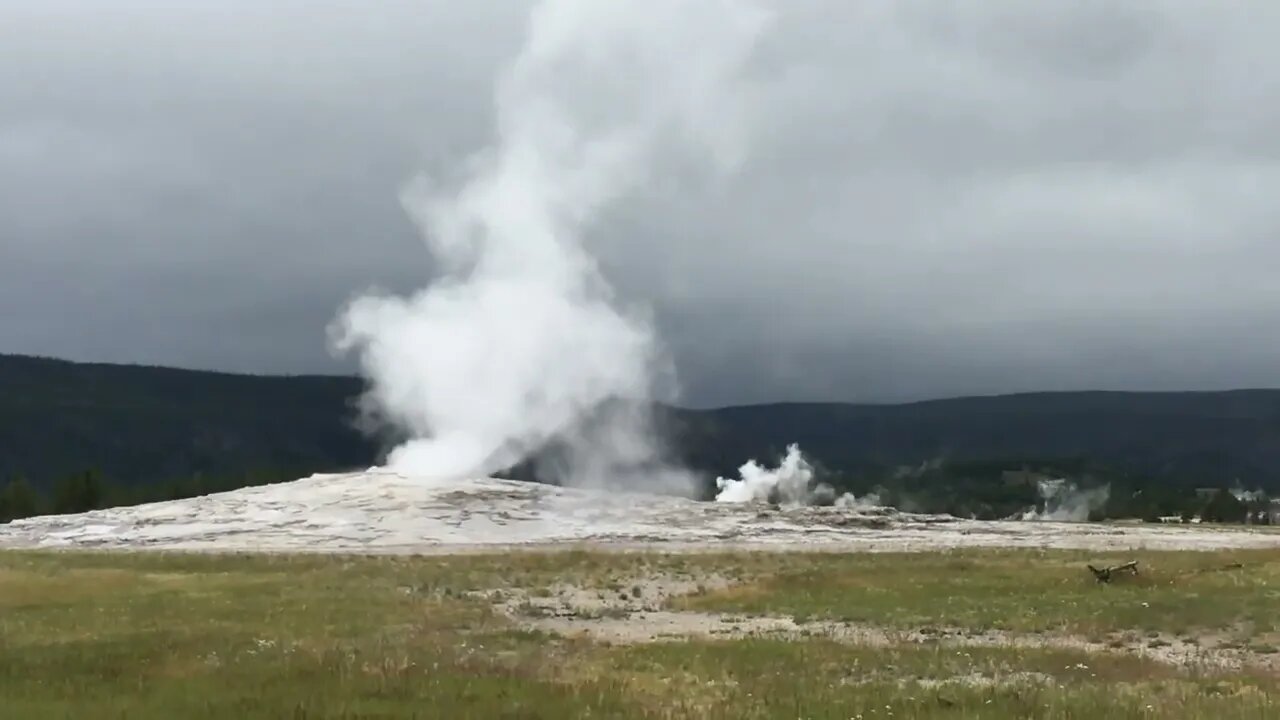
left=800, top=457, right=1275, bottom=523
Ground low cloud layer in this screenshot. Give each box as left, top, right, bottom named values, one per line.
left=4, top=1, right=1280, bottom=406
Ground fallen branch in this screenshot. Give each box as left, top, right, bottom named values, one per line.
left=1087, top=560, right=1139, bottom=583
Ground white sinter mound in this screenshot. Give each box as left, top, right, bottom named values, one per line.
left=3, top=471, right=1280, bottom=554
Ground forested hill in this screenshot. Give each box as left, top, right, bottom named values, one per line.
left=5, top=354, right=1280, bottom=492
left=0, top=355, right=379, bottom=489
left=670, top=392, right=1280, bottom=488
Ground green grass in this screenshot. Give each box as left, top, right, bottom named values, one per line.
left=671, top=548, right=1280, bottom=637
left=1, top=549, right=1279, bottom=718
left=607, top=641, right=1276, bottom=719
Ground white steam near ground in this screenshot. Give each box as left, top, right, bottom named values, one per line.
left=714, top=444, right=880, bottom=509
left=712, top=446, right=1112, bottom=521
left=1018, top=479, right=1111, bottom=522
left=714, top=444, right=815, bottom=504
left=329, top=0, right=770, bottom=493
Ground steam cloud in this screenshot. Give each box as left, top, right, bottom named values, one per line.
left=330, top=0, right=770, bottom=489
left=715, top=444, right=815, bottom=504
left=715, top=444, right=880, bottom=508
left=1019, top=479, right=1110, bottom=522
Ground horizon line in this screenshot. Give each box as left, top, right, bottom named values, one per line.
left=6, top=351, right=1280, bottom=411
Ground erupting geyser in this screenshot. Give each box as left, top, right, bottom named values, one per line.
left=329, top=0, right=771, bottom=491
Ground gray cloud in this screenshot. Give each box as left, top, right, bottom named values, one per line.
left=3, top=0, right=1280, bottom=405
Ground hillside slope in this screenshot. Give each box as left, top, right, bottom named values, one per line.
left=5, top=354, right=1280, bottom=490
left=675, top=392, right=1280, bottom=486
left=0, top=355, right=379, bottom=489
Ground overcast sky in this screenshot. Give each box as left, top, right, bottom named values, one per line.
left=4, top=1, right=1280, bottom=407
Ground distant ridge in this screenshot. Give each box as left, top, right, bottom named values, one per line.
left=0, top=353, right=380, bottom=489
left=5, top=353, right=1280, bottom=490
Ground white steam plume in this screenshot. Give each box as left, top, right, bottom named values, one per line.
left=715, top=444, right=879, bottom=508
left=1019, top=479, right=1110, bottom=522
left=330, top=0, right=770, bottom=487
left=715, top=444, right=816, bottom=504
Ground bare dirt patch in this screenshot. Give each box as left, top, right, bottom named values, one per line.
left=484, top=570, right=1280, bottom=672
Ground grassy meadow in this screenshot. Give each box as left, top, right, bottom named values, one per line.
left=2, top=548, right=1279, bottom=718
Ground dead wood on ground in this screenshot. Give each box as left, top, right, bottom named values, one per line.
left=1087, top=560, right=1139, bottom=583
